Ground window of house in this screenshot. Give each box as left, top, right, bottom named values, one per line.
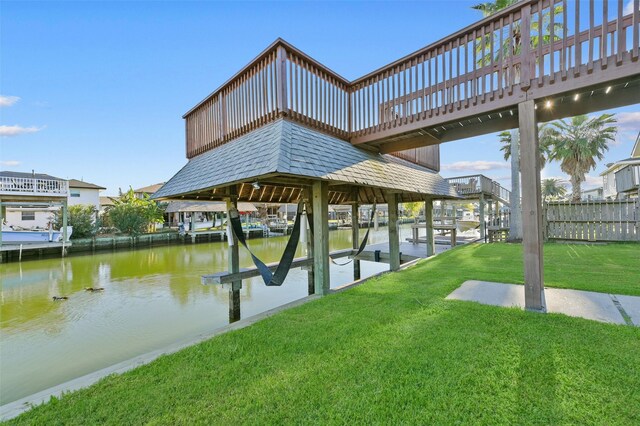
left=70, top=190, right=81, bottom=198
left=21, top=211, right=35, bottom=221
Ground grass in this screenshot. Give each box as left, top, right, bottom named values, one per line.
left=7, top=243, right=640, bottom=425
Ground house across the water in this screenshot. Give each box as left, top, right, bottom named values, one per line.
left=0, top=171, right=105, bottom=229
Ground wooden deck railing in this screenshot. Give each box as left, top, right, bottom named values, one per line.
left=184, top=0, right=639, bottom=158
left=185, top=40, right=350, bottom=158
left=444, top=174, right=511, bottom=204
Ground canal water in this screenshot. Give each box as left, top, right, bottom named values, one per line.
left=0, top=225, right=415, bottom=405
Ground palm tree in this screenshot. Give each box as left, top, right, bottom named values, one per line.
left=499, top=126, right=553, bottom=169
left=471, top=1, right=518, bottom=17
left=541, top=178, right=567, bottom=202
left=543, top=114, right=617, bottom=202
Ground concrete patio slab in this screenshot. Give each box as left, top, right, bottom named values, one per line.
left=446, top=280, right=631, bottom=325
left=616, top=295, right=640, bottom=326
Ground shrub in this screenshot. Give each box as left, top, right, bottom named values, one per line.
left=53, top=204, right=98, bottom=239
left=105, top=188, right=165, bottom=236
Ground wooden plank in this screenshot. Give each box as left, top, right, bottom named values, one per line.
left=387, top=192, right=400, bottom=271
left=575, top=0, right=581, bottom=76
left=425, top=198, right=435, bottom=257
left=312, top=180, right=330, bottom=295
left=519, top=99, right=545, bottom=312
left=352, top=189, right=361, bottom=280
left=617, top=0, right=624, bottom=64
left=634, top=0, right=639, bottom=59
left=202, top=249, right=353, bottom=285
left=588, top=0, right=595, bottom=72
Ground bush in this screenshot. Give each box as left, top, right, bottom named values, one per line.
left=53, top=204, right=98, bottom=239
left=105, top=188, right=165, bottom=236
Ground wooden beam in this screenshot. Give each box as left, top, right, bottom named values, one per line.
left=378, top=133, right=441, bottom=154
left=312, top=180, right=330, bottom=295
left=387, top=192, right=400, bottom=271
left=438, top=115, right=519, bottom=142
left=226, top=187, right=241, bottom=322
left=304, top=188, right=315, bottom=295
left=352, top=188, right=361, bottom=280
left=202, top=249, right=354, bottom=285
left=479, top=194, right=486, bottom=240
left=519, top=100, right=546, bottom=312
left=425, top=198, right=435, bottom=257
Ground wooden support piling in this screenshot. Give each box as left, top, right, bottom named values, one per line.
left=226, top=188, right=241, bottom=322
left=387, top=192, right=400, bottom=271
left=62, top=199, right=68, bottom=257
left=304, top=188, right=315, bottom=295
left=425, top=198, right=435, bottom=257
left=479, top=194, right=486, bottom=240
left=351, top=189, right=361, bottom=280
left=312, top=180, right=330, bottom=295
left=519, top=100, right=546, bottom=312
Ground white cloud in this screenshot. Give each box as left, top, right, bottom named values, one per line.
left=0, top=125, right=43, bottom=137
left=616, top=111, right=640, bottom=132
left=0, top=95, right=20, bottom=107
left=0, top=160, right=21, bottom=167
left=442, top=160, right=509, bottom=171
left=624, top=0, right=637, bottom=15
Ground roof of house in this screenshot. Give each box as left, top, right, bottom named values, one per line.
left=601, top=131, right=640, bottom=176
left=100, top=196, right=117, bottom=206
left=134, top=183, right=166, bottom=194
left=153, top=119, right=457, bottom=203
left=600, top=157, right=640, bottom=176
left=68, top=179, right=106, bottom=190
left=0, top=171, right=64, bottom=181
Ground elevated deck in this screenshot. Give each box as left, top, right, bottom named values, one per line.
left=445, top=174, right=511, bottom=205
left=182, top=0, right=639, bottom=162
left=0, top=176, right=68, bottom=200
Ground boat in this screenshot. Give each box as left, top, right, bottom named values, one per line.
left=1, top=225, right=73, bottom=243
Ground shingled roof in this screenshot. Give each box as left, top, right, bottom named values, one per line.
left=153, top=119, right=458, bottom=203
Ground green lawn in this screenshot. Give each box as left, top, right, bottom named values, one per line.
left=7, top=243, right=640, bottom=425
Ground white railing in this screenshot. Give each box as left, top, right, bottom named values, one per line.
left=0, top=176, right=69, bottom=196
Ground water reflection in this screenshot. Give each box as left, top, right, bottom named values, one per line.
left=0, top=225, right=412, bottom=405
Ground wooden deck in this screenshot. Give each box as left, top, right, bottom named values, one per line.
left=182, top=0, right=639, bottom=165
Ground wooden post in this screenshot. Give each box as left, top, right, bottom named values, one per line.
left=226, top=187, right=241, bottom=322
left=190, top=214, right=196, bottom=243
left=509, top=129, right=523, bottom=241
left=0, top=199, right=4, bottom=247
left=276, top=45, right=288, bottom=116
left=351, top=189, right=361, bottom=280
left=519, top=4, right=532, bottom=90
left=387, top=193, right=400, bottom=271
left=425, top=198, right=435, bottom=257
left=304, top=188, right=315, bottom=295
left=479, top=194, right=486, bottom=240
left=373, top=206, right=379, bottom=231
left=312, top=180, right=330, bottom=295
left=519, top=100, right=545, bottom=312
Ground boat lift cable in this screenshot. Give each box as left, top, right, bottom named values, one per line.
left=228, top=201, right=303, bottom=286
left=307, top=201, right=376, bottom=266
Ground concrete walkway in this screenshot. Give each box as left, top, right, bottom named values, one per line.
left=446, top=280, right=640, bottom=326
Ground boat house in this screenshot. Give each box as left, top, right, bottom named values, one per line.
left=155, top=0, right=640, bottom=312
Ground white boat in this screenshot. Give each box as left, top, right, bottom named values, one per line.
left=1, top=225, right=73, bottom=243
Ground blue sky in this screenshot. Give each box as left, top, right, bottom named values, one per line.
left=1, top=0, right=638, bottom=196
